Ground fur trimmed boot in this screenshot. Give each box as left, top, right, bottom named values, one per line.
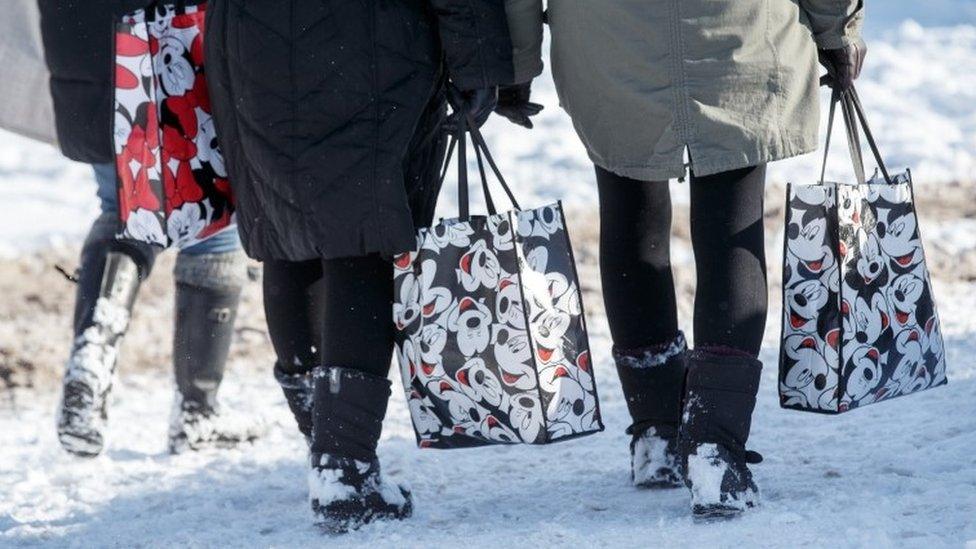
left=168, top=251, right=266, bottom=453
left=308, top=367, right=412, bottom=533
left=679, top=350, right=763, bottom=520
left=613, top=332, right=688, bottom=488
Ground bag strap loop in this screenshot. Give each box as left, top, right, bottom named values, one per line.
left=437, top=96, right=521, bottom=221
left=849, top=87, right=893, bottom=184
left=840, top=91, right=867, bottom=185
left=819, top=89, right=838, bottom=184
left=473, top=141, right=498, bottom=216
left=820, top=85, right=893, bottom=185
left=466, top=114, right=521, bottom=212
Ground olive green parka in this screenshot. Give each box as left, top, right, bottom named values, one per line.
left=506, top=0, right=864, bottom=180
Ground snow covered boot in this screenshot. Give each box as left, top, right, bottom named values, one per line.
left=614, top=332, right=687, bottom=488
left=274, top=364, right=314, bottom=444
left=680, top=350, right=763, bottom=520
left=168, top=252, right=265, bottom=453
left=308, top=367, right=412, bottom=533
left=57, top=245, right=144, bottom=457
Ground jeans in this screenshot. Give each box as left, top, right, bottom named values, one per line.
left=92, top=163, right=241, bottom=255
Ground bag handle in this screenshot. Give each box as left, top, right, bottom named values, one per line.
left=848, top=87, right=893, bottom=184
left=145, top=0, right=188, bottom=22
left=820, top=85, right=893, bottom=185
left=466, top=113, right=521, bottom=212
left=820, top=88, right=865, bottom=184
left=438, top=103, right=521, bottom=222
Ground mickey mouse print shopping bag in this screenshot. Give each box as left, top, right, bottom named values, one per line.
left=393, top=112, right=604, bottom=448
left=780, top=88, right=947, bottom=414
left=113, top=0, right=234, bottom=249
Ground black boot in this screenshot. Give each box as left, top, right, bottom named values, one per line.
left=58, top=214, right=155, bottom=457
left=613, top=332, right=687, bottom=488
left=308, top=367, right=412, bottom=533
left=168, top=251, right=265, bottom=453
left=679, top=350, right=763, bottom=520
left=273, top=364, right=314, bottom=443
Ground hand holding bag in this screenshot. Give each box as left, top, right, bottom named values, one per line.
left=113, top=0, right=235, bottom=249
left=779, top=87, right=948, bottom=413
left=392, top=110, right=604, bottom=448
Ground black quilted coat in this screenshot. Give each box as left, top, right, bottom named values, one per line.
left=38, top=0, right=147, bottom=163
left=206, top=0, right=515, bottom=261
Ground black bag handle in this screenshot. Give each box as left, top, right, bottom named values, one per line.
left=438, top=107, right=521, bottom=222
left=472, top=139, right=498, bottom=216
left=820, top=88, right=864, bottom=184
left=848, top=87, right=893, bottom=184
left=820, top=85, right=893, bottom=185
left=145, top=0, right=188, bottom=22
left=841, top=89, right=866, bottom=184
left=466, top=114, right=521, bottom=212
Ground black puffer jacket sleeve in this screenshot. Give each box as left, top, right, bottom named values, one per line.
left=428, top=0, right=515, bottom=90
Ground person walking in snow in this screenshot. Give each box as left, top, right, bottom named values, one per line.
left=204, top=0, right=537, bottom=533
left=37, top=0, right=265, bottom=457
left=502, top=0, right=867, bottom=518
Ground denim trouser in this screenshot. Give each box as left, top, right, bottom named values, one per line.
left=93, top=163, right=241, bottom=255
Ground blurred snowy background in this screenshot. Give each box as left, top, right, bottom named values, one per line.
left=2, top=4, right=976, bottom=253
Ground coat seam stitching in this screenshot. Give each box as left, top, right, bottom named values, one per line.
left=668, top=0, right=694, bottom=167
left=766, top=0, right=788, bottom=158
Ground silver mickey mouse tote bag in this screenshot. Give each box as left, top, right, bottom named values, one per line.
left=780, top=88, right=947, bottom=414
left=392, top=113, right=604, bottom=448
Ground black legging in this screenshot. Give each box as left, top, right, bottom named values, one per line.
left=263, top=254, right=395, bottom=378
left=596, top=164, right=768, bottom=357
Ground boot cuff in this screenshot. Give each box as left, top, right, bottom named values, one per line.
left=614, top=333, right=688, bottom=430
left=685, top=350, right=762, bottom=396
left=174, top=250, right=247, bottom=291
left=612, top=331, right=687, bottom=369
left=311, top=366, right=392, bottom=462
left=312, top=366, right=393, bottom=394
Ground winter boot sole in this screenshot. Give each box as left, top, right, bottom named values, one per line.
left=57, top=432, right=103, bottom=458
left=692, top=500, right=758, bottom=522
left=57, top=379, right=108, bottom=458
left=636, top=478, right=684, bottom=490
left=312, top=487, right=414, bottom=534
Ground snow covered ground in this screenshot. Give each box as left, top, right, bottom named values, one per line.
left=2, top=4, right=976, bottom=548
left=2, top=277, right=974, bottom=548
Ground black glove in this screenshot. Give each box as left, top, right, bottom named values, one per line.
left=818, top=37, right=867, bottom=91
left=444, top=86, right=498, bottom=132
left=494, top=82, right=544, bottom=129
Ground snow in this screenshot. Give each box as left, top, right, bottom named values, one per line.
left=2, top=4, right=976, bottom=548
left=2, top=280, right=975, bottom=547
left=685, top=444, right=732, bottom=510
left=632, top=428, right=680, bottom=487
left=0, top=131, right=98, bottom=257
left=307, top=466, right=357, bottom=507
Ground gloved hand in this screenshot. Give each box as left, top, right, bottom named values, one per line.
left=818, top=37, right=867, bottom=91
left=494, top=82, right=544, bottom=129
left=444, top=86, right=498, bottom=132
